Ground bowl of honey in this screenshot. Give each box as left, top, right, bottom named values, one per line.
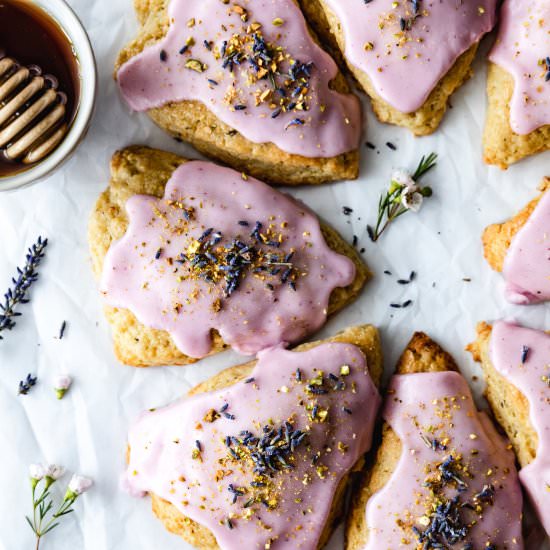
left=0, top=0, right=97, bottom=191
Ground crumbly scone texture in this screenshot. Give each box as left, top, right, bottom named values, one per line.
left=467, top=323, right=538, bottom=468
left=114, top=0, right=359, bottom=186
left=298, top=0, right=478, bottom=136
left=483, top=177, right=550, bottom=273
left=88, top=146, right=371, bottom=367
left=136, top=324, right=383, bottom=550
left=484, top=63, right=550, bottom=169
left=346, top=332, right=459, bottom=550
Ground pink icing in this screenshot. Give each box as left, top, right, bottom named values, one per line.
left=100, top=160, right=355, bottom=359
left=117, top=0, right=361, bottom=158
left=490, top=0, right=550, bottom=135
left=364, top=371, right=523, bottom=549
left=125, top=342, right=381, bottom=549
left=322, top=0, right=496, bottom=113
left=490, top=320, right=550, bottom=537
left=502, top=191, right=550, bottom=305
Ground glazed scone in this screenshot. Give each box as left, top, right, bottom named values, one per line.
left=347, top=332, right=523, bottom=550
left=89, top=146, right=370, bottom=367
left=484, top=0, right=550, bottom=169
left=115, top=0, right=362, bottom=186
left=468, top=321, right=550, bottom=536
left=125, top=325, right=382, bottom=549
left=298, top=0, right=497, bottom=136
left=482, top=177, right=550, bottom=304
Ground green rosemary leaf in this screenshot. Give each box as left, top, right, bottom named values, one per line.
left=25, top=516, right=37, bottom=534
left=41, top=522, right=60, bottom=536
left=413, top=152, right=438, bottom=180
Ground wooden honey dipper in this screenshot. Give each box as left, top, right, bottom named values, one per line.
left=0, top=53, right=68, bottom=165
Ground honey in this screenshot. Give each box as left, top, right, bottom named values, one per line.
left=0, top=0, right=80, bottom=177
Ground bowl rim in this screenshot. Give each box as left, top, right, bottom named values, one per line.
left=0, top=0, right=97, bottom=192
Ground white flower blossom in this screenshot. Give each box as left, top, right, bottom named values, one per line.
left=67, top=475, right=93, bottom=496
left=45, top=464, right=65, bottom=480
left=54, top=374, right=72, bottom=400
left=391, top=169, right=416, bottom=190
left=401, top=190, right=424, bottom=212
left=29, top=464, right=47, bottom=481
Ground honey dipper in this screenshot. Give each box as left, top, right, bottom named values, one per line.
left=0, top=53, right=68, bottom=165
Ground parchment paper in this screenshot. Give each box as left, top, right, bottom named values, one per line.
left=1, top=0, right=549, bottom=548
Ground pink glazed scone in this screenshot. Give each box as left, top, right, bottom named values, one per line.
left=348, top=332, right=524, bottom=550
left=115, top=0, right=362, bottom=186
left=482, top=178, right=550, bottom=305
left=299, top=0, right=497, bottom=135
left=88, top=146, right=370, bottom=367
left=469, top=321, right=550, bottom=538
left=124, top=325, right=382, bottom=549
left=484, top=0, right=550, bottom=168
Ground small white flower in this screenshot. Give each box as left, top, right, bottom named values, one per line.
left=54, top=374, right=72, bottom=400
left=29, top=464, right=47, bottom=481
left=401, top=190, right=424, bottom=212
left=45, top=464, right=65, bottom=480
left=391, top=169, right=416, bottom=190
left=68, top=474, right=93, bottom=496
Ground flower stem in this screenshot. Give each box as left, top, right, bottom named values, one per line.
left=32, top=484, right=37, bottom=534
left=36, top=535, right=41, bottom=550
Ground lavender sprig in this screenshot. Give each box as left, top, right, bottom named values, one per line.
left=18, top=374, right=37, bottom=395
left=368, top=153, right=437, bottom=243
left=0, top=236, right=48, bottom=340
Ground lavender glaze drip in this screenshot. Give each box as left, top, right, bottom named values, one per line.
left=503, top=191, right=550, bottom=305
left=490, top=0, right=550, bottom=135
left=117, top=0, right=361, bottom=158
left=491, top=321, right=550, bottom=537
left=322, top=0, right=496, bottom=113
left=364, top=371, right=523, bottom=549
left=125, top=342, right=381, bottom=549
left=100, top=161, right=355, bottom=358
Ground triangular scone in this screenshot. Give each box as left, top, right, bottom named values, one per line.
left=347, top=333, right=523, bottom=549
left=115, top=0, right=362, bottom=186
left=298, top=0, right=496, bottom=136
left=468, top=321, right=550, bottom=536
left=484, top=0, right=550, bottom=169
left=467, top=323, right=538, bottom=468
left=482, top=178, right=550, bottom=304
left=125, top=325, right=383, bottom=549
left=88, top=146, right=370, bottom=367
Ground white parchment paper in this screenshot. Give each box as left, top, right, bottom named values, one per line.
left=1, top=1, right=549, bottom=548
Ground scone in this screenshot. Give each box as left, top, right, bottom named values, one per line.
left=484, top=0, right=550, bottom=169
left=468, top=320, right=550, bottom=536
left=347, top=332, right=523, bottom=549
left=298, top=0, right=497, bottom=136
left=89, top=146, right=370, bottom=367
left=115, top=0, right=362, bottom=186
left=482, top=177, right=550, bottom=304
left=124, top=325, right=382, bottom=549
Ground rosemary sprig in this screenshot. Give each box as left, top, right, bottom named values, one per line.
left=0, top=236, right=48, bottom=340
left=368, top=153, right=437, bottom=243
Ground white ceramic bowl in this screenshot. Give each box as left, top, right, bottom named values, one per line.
left=0, top=0, right=97, bottom=192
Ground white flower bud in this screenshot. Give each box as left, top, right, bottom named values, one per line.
left=54, top=374, right=72, bottom=400
left=45, top=464, right=65, bottom=480
left=401, top=190, right=424, bottom=212
left=391, top=169, right=416, bottom=190
left=29, top=464, right=47, bottom=481
left=67, top=474, right=93, bottom=496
